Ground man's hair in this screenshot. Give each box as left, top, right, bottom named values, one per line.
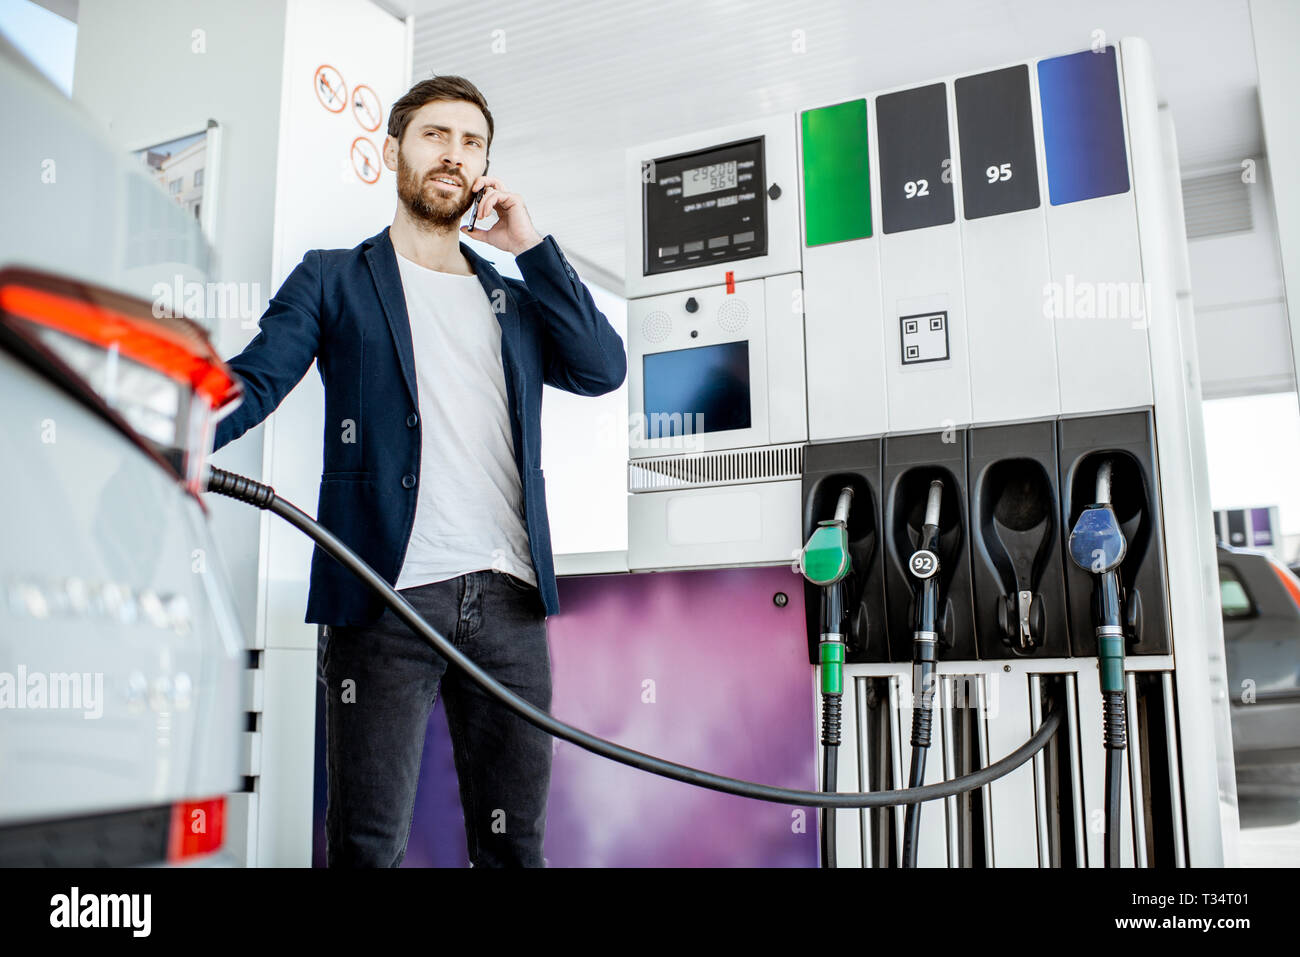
left=387, top=75, right=494, bottom=154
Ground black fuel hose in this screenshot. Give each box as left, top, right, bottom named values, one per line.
left=901, top=658, right=936, bottom=867
left=207, top=466, right=1061, bottom=811
left=821, top=742, right=838, bottom=865
left=1104, top=691, right=1128, bottom=867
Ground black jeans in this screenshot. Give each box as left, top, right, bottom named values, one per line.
left=320, top=569, right=552, bottom=867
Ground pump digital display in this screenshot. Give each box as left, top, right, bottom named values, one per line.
left=681, top=161, right=738, bottom=197
left=642, top=341, right=751, bottom=437
left=642, top=137, right=766, bottom=276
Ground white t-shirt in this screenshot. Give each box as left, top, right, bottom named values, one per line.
left=392, top=250, right=537, bottom=590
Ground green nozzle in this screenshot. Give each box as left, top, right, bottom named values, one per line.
left=801, top=521, right=850, bottom=586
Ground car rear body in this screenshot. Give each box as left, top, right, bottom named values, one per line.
left=1218, top=543, right=1300, bottom=772
left=0, top=28, right=244, bottom=865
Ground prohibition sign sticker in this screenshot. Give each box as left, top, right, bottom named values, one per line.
left=315, top=64, right=346, bottom=113
left=351, top=137, right=381, bottom=183
left=352, top=84, right=382, bottom=132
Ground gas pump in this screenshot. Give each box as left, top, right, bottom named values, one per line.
left=612, top=37, right=1233, bottom=866
left=1066, top=460, right=1130, bottom=868
left=798, top=486, right=854, bottom=867
left=901, top=481, right=944, bottom=868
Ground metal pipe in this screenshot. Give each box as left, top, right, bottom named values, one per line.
left=834, top=486, right=854, bottom=524
left=924, top=480, right=943, bottom=527
left=1095, top=459, right=1114, bottom=507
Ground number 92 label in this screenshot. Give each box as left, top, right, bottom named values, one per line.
left=909, top=549, right=939, bottom=579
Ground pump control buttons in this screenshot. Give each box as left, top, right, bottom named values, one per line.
left=908, top=549, right=939, bottom=579
left=773, top=592, right=788, bottom=607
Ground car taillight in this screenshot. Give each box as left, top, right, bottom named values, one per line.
left=167, top=796, right=226, bottom=862
left=1268, top=558, right=1300, bottom=613
left=0, top=268, right=241, bottom=496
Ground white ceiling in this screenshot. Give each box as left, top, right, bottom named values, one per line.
left=40, top=0, right=1265, bottom=286
left=369, top=0, right=1263, bottom=289
left=44, top=0, right=1262, bottom=286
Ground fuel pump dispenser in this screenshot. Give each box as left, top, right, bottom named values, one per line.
left=797, top=486, right=854, bottom=868
left=901, top=480, right=945, bottom=867
left=1066, top=460, right=1130, bottom=867
left=786, top=38, right=1232, bottom=867
left=605, top=36, right=1232, bottom=866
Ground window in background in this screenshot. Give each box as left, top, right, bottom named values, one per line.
left=1217, top=563, right=1256, bottom=620
left=0, top=0, right=76, bottom=97
left=1202, top=391, right=1300, bottom=562
left=539, top=279, right=630, bottom=558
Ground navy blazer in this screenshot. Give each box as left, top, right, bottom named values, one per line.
left=212, top=225, right=627, bottom=624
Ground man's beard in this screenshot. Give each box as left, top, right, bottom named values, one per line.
left=396, top=153, right=472, bottom=230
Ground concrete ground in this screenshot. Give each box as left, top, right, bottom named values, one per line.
left=1234, top=765, right=1300, bottom=867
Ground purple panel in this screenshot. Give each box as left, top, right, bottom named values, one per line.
left=313, top=565, right=818, bottom=867
left=1250, top=508, right=1274, bottom=547
left=544, top=566, right=818, bottom=867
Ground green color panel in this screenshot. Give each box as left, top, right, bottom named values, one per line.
left=801, top=99, right=873, bottom=246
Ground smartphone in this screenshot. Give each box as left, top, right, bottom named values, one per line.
left=466, top=187, right=486, bottom=231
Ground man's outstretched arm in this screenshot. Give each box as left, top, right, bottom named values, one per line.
left=212, top=250, right=324, bottom=452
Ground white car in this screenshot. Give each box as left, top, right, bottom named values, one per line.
left=0, top=28, right=245, bottom=865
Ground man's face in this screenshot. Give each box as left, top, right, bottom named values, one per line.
left=388, top=99, right=490, bottom=229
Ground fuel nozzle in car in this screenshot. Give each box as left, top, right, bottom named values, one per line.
left=901, top=479, right=944, bottom=867
left=1066, top=459, right=1129, bottom=867
left=798, top=485, right=854, bottom=868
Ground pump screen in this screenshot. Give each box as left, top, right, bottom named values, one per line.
left=642, top=137, right=766, bottom=276
left=643, top=341, right=752, bottom=437
left=682, top=161, right=738, bottom=197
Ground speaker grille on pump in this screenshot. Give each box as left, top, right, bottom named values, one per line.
left=641, top=310, right=671, bottom=343
left=717, top=298, right=749, bottom=333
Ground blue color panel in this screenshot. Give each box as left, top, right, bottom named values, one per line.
left=1037, top=46, right=1130, bottom=205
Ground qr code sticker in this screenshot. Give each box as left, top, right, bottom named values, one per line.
left=900, top=311, right=949, bottom=365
